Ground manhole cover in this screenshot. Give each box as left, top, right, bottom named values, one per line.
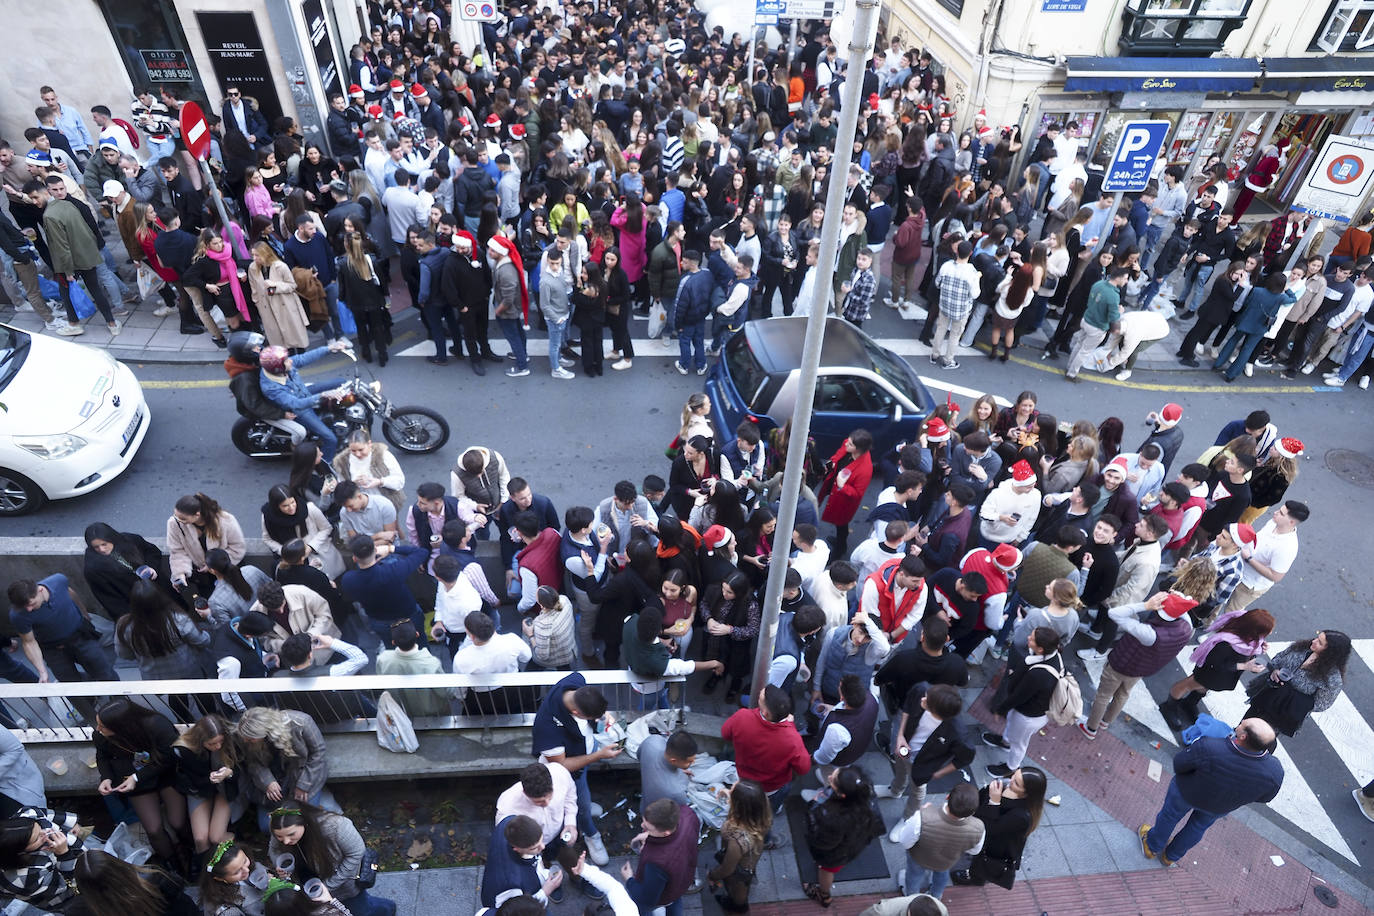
left=1314, top=885, right=1338, bottom=908
left=1324, top=448, right=1374, bottom=489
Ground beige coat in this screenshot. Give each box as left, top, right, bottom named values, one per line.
left=260, top=500, right=345, bottom=580
left=250, top=583, right=340, bottom=665
left=248, top=259, right=311, bottom=349
left=165, top=511, right=247, bottom=583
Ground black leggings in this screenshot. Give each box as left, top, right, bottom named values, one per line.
left=354, top=307, right=390, bottom=358
left=1177, top=317, right=1220, bottom=357
left=59, top=269, right=116, bottom=324
left=608, top=306, right=634, bottom=358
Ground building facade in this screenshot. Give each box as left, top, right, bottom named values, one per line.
left=0, top=0, right=368, bottom=161
left=885, top=0, right=1374, bottom=214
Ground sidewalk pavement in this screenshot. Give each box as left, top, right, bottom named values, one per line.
left=364, top=668, right=1373, bottom=916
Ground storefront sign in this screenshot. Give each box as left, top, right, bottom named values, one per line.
left=301, top=0, right=341, bottom=100
left=1293, top=134, right=1374, bottom=222
left=1102, top=119, right=1171, bottom=193
left=1042, top=0, right=1088, bottom=10
left=196, top=11, right=283, bottom=126
left=756, top=0, right=785, bottom=25
left=139, top=49, right=194, bottom=82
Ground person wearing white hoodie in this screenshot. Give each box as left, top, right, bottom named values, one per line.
left=977, top=460, right=1041, bottom=547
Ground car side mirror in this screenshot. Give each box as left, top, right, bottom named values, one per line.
left=892, top=404, right=903, bottom=422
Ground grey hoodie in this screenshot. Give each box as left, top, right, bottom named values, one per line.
left=539, top=254, right=572, bottom=323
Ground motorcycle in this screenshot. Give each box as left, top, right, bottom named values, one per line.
left=230, top=350, right=450, bottom=459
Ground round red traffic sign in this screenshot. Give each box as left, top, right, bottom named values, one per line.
left=1326, top=153, right=1364, bottom=185
left=180, top=100, right=212, bottom=161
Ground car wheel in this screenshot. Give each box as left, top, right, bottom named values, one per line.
left=0, top=468, right=47, bottom=516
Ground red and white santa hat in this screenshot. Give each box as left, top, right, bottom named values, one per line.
left=410, top=83, right=428, bottom=98
left=1010, top=460, right=1035, bottom=484
left=1228, top=523, right=1257, bottom=549
left=992, top=543, right=1022, bottom=571
left=348, top=84, right=364, bottom=96
left=509, top=123, right=527, bottom=139
left=389, top=79, right=404, bottom=91
left=703, top=524, right=733, bottom=550
left=1275, top=437, right=1304, bottom=459
left=1158, top=592, right=1197, bottom=621
left=925, top=417, right=950, bottom=443
left=1105, top=456, right=1129, bottom=477
left=1158, top=402, right=1183, bottom=428
left=366, top=104, right=383, bottom=118
left=485, top=113, right=502, bottom=128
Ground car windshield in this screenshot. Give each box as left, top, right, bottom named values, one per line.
left=0, top=326, right=30, bottom=393
left=725, top=333, right=771, bottom=410
left=861, top=336, right=925, bottom=407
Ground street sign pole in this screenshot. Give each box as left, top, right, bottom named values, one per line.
left=748, top=0, right=881, bottom=707
left=179, top=101, right=235, bottom=242
left=1096, top=119, right=1171, bottom=257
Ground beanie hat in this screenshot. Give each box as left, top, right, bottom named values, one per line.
left=509, top=123, right=527, bottom=139
left=1159, top=403, right=1183, bottom=426
left=1010, top=460, right=1035, bottom=484
left=1275, top=437, right=1304, bottom=459
left=98, top=137, right=120, bottom=149
left=925, top=417, right=950, bottom=443
left=24, top=150, right=52, bottom=167
left=367, top=104, right=383, bottom=118
left=1228, top=523, right=1257, bottom=549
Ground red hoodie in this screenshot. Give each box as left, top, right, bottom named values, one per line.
left=721, top=707, right=811, bottom=792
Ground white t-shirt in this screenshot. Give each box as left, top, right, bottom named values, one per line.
left=1239, top=521, right=1298, bottom=591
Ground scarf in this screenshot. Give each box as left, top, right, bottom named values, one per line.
left=262, top=498, right=310, bottom=546
left=207, top=243, right=251, bottom=320
left=656, top=522, right=701, bottom=560
left=1189, top=608, right=1268, bottom=666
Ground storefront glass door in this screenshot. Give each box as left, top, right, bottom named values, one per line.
left=1265, top=112, right=1340, bottom=205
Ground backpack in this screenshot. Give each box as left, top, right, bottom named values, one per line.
left=1032, top=658, right=1083, bottom=726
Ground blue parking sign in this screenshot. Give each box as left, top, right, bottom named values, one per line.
left=1102, top=120, right=1171, bottom=193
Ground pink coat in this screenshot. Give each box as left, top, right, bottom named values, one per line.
left=610, top=206, right=648, bottom=283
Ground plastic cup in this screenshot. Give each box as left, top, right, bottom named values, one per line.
left=47, top=757, right=68, bottom=776
left=304, top=879, right=326, bottom=900
left=275, top=854, right=295, bottom=872
left=248, top=864, right=271, bottom=889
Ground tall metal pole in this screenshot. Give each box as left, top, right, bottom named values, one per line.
left=747, top=15, right=758, bottom=93
left=749, top=0, right=882, bottom=706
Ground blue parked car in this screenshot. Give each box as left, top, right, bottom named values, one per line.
left=705, top=317, right=934, bottom=458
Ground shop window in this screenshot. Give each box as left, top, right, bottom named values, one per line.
left=94, top=0, right=206, bottom=100
left=1119, top=0, right=1252, bottom=55
left=1311, top=0, right=1374, bottom=52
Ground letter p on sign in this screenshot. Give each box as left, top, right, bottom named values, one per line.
left=1102, top=119, right=1170, bottom=194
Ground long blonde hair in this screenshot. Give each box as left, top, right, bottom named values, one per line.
left=174, top=713, right=239, bottom=770
left=236, top=707, right=300, bottom=759
left=680, top=393, right=709, bottom=440
left=1258, top=451, right=1299, bottom=484
left=345, top=231, right=374, bottom=282
left=251, top=240, right=280, bottom=266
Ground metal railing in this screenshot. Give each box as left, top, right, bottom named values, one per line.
left=0, top=670, right=687, bottom=742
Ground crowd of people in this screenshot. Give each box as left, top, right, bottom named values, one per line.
left=3, top=370, right=1354, bottom=915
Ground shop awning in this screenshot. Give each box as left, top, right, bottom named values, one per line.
left=1063, top=56, right=1261, bottom=93
left=1262, top=57, right=1374, bottom=92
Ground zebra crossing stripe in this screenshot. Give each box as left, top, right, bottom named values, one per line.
left=1078, top=652, right=1178, bottom=746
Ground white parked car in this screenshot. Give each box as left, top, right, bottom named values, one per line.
left=0, top=324, right=150, bottom=515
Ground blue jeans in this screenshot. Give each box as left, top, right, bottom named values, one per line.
left=339, top=890, right=396, bottom=916
left=661, top=297, right=677, bottom=337
left=146, top=137, right=176, bottom=162
left=1178, top=263, right=1214, bottom=313
left=296, top=378, right=345, bottom=456
left=711, top=310, right=742, bottom=353
left=679, top=321, right=706, bottom=370
left=572, top=766, right=600, bottom=840
left=902, top=858, right=950, bottom=899
left=1146, top=778, right=1223, bottom=860
left=1332, top=323, right=1374, bottom=382
left=497, top=317, right=528, bottom=369
left=324, top=280, right=343, bottom=340
left=547, top=316, right=570, bottom=371
left=99, top=248, right=130, bottom=300
left=1212, top=329, right=1266, bottom=380
left=1140, top=224, right=1164, bottom=269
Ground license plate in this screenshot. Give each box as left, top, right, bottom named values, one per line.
left=122, top=409, right=142, bottom=445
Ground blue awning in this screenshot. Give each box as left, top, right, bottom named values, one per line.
left=1064, top=56, right=1261, bottom=93
left=1262, top=57, right=1374, bottom=92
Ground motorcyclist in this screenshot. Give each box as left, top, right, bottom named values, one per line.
left=225, top=331, right=306, bottom=446
left=258, top=341, right=352, bottom=457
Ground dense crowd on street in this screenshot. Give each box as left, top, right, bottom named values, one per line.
left=1, top=1, right=1369, bottom=915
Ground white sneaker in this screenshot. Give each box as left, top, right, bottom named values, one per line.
left=107, top=321, right=121, bottom=337
left=590, top=802, right=604, bottom=818
left=874, top=784, right=902, bottom=799
left=14, top=301, right=33, bottom=312
left=674, top=361, right=688, bottom=375
left=1205, top=346, right=1218, bottom=359
left=888, top=824, right=904, bottom=844
left=57, top=323, right=85, bottom=336
left=551, top=368, right=575, bottom=379
left=1363, top=376, right=1371, bottom=390
left=697, top=366, right=707, bottom=376
left=1324, top=375, right=1345, bottom=387
left=1300, top=363, right=1315, bottom=375
left=1077, top=647, right=1108, bottom=662
left=584, top=833, right=609, bottom=866
left=559, top=357, right=576, bottom=369
left=611, top=359, right=632, bottom=370
left=1115, top=369, right=1132, bottom=381
left=1243, top=363, right=1253, bottom=377
left=153, top=305, right=175, bottom=318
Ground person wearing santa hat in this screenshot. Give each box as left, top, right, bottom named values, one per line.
left=1225, top=499, right=1307, bottom=614
left=1240, top=437, right=1302, bottom=524
left=382, top=78, right=419, bottom=121
left=1076, top=589, right=1198, bottom=742
left=488, top=234, right=531, bottom=377
left=1186, top=524, right=1252, bottom=631
left=978, top=460, right=1041, bottom=547
left=1092, top=457, right=1141, bottom=546
left=1140, top=403, right=1185, bottom=474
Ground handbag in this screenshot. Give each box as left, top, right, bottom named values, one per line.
left=137, top=263, right=166, bottom=299
left=354, top=848, right=380, bottom=888
left=1244, top=677, right=1316, bottom=737
left=969, top=852, right=1016, bottom=890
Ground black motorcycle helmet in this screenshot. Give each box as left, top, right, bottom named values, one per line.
left=226, top=331, right=266, bottom=365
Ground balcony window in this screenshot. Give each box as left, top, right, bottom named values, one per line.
left=1119, top=0, right=1251, bottom=55
left=1311, top=0, right=1374, bottom=52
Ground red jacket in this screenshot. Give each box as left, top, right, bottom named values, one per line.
left=721, top=707, right=811, bottom=792
left=516, top=528, right=562, bottom=589
left=892, top=211, right=925, bottom=265
left=866, top=557, right=925, bottom=642
left=819, top=447, right=873, bottom=527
